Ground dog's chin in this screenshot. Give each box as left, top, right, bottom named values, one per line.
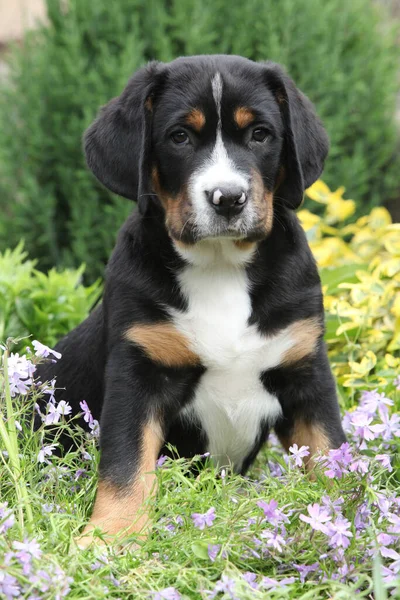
left=168, top=224, right=270, bottom=246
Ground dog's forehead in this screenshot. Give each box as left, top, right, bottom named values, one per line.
left=154, top=57, right=278, bottom=125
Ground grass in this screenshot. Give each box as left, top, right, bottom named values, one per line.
left=0, top=341, right=399, bottom=599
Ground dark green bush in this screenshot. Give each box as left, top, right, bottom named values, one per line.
left=0, top=0, right=398, bottom=282
left=0, top=243, right=101, bottom=352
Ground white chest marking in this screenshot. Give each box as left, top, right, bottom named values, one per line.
left=171, top=240, right=297, bottom=472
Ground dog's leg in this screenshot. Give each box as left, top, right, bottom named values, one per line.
left=77, top=342, right=167, bottom=548
left=78, top=419, right=163, bottom=547
left=269, top=347, right=347, bottom=471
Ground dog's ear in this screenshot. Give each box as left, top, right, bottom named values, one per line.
left=263, top=62, right=329, bottom=209
left=84, top=61, right=162, bottom=214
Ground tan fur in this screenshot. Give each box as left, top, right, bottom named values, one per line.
left=234, top=107, right=255, bottom=129
left=233, top=240, right=256, bottom=251
left=282, top=317, right=322, bottom=365
left=126, top=322, right=200, bottom=368
left=186, top=108, right=206, bottom=132
left=251, top=169, right=274, bottom=236
left=151, top=167, right=193, bottom=241
left=78, top=422, right=163, bottom=547
left=278, top=421, right=330, bottom=471
left=145, top=96, right=153, bottom=112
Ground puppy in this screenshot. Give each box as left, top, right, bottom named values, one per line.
left=37, top=55, right=346, bottom=545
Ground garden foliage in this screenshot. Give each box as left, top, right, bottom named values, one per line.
left=0, top=0, right=398, bottom=281
left=0, top=182, right=399, bottom=597
left=0, top=243, right=101, bottom=353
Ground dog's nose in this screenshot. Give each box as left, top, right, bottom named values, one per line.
left=207, top=187, right=248, bottom=217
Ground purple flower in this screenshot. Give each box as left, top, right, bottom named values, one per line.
left=151, top=588, right=181, bottom=600
left=377, top=532, right=395, bottom=546
left=0, top=573, right=20, bottom=598
left=0, top=502, right=15, bottom=533
left=79, top=400, right=93, bottom=425
left=388, top=513, right=400, bottom=535
left=209, top=575, right=238, bottom=600
left=44, top=400, right=72, bottom=425
left=318, top=443, right=353, bottom=478
left=360, top=390, right=393, bottom=417
left=351, top=413, right=381, bottom=446
left=381, top=565, right=398, bottom=585
left=38, top=444, right=57, bottom=463
left=300, top=503, right=332, bottom=534
left=293, top=563, right=320, bottom=583
left=191, top=507, right=216, bottom=530
left=242, top=572, right=258, bottom=589
left=41, top=379, right=56, bottom=403
left=7, top=352, right=36, bottom=396
left=260, top=529, right=286, bottom=552
left=372, top=411, right=400, bottom=441
left=375, top=454, right=393, bottom=472
left=257, top=499, right=289, bottom=526
left=349, top=456, right=369, bottom=475
left=394, top=375, right=400, bottom=391
left=13, top=538, right=42, bottom=559
left=289, top=444, right=310, bottom=467
left=260, top=577, right=296, bottom=591
left=321, top=496, right=344, bottom=516
left=328, top=516, right=353, bottom=548
left=208, top=544, right=220, bottom=562
left=32, top=340, right=62, bottom=360
left=156, top=455, right=167, bottom=468
left=354, top=502, right=371, bottom=531
left=89, top=419, right=100, bottom=438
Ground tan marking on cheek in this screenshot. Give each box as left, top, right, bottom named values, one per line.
left=263, top=191, right=274, bottom=234
left=277, top=421, right=330, bottom=472
left=186, top=108, right=206, bottom=132
left=282, top=317, right=322, bottom=366
left=151, top=167, right=193, bottom=241
left=126, top=322, right=200, bottom=368
left=78, top=422, right=163, bottom=547
left=234, top=107, right=255, bottom=129
left=251, top=169, right=274, bottom=236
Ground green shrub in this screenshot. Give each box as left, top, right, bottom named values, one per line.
left=0, top=0, right=398, bottom=281
left=0, top=242, right=101, bottom=352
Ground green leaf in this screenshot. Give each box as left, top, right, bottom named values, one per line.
left=320, top=264, right=367, bottom=295
left=191, top=541, right=210, bottom=560
left=373, top=552, right=388, bottom=600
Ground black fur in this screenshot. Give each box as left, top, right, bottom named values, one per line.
left=37, top=55, right=345, bottom=492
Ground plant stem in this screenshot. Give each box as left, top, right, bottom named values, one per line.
left=1, top=350, right=34, bottom=530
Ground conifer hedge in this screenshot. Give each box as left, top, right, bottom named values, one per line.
left=0, top=0, right=398, bottom=281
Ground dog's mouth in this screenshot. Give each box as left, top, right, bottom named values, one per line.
left=167, top=208, right=273, bottom=246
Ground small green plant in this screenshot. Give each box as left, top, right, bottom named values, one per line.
left=0, top=243, right=101, bottom=352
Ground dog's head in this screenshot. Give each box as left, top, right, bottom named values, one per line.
left=85, top=55, right=328, bottom=244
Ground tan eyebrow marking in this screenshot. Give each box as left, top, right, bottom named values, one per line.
left=281, top=317, right=322, bottom=366
left=234, top=107, right=255, bottom=129
left=185, top=108, right=206, bottom=132
left=126, top=322, right=201, bottom=368
left=78, top=421, right=163, bottom=547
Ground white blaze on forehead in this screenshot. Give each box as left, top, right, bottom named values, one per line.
left=211, top=72, right=223, bottom=122
left=189, top=72, right=249, bottom=232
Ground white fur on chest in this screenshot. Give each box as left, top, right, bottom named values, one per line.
left=171, top=241, right=296, bottom=471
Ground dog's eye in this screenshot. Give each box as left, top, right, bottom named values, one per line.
left=252, top=128, right=269, bottom=142
left=170, top=131, right=189, bottom=145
